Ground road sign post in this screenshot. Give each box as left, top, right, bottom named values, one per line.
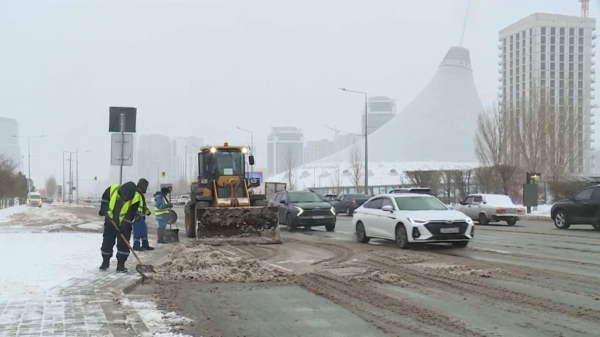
left=109, top=107, right=136, bottom=185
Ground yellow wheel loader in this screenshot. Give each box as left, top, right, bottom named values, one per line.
left=184, top=143, right=281, bottom=244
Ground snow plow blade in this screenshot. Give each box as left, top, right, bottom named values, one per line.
left=196, top=206, right=281, bottom=245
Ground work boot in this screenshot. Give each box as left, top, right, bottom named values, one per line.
left=157, top=228, right=166, bottom=243
left=133, top=240, right=141, bottom=251
left=99, top=256, right=110, bottom=271
left=142, top=240, right=154, bottom=250
left=116, top=262, right=128, bottom=273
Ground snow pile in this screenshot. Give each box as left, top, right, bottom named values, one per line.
left=77, top=222, right=104, bottom=231
left=0, top=232, right=100, bottom=298
left=0, top=205, right=27, bottom=223
left=8, top=206, right=80, bottom=226
left=154, top=245, right=289, bottom=283
left=350, top=271, right=408, bottom=286
left=125, top=299, right=193, bottom=337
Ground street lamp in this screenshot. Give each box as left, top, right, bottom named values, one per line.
left=64, top=148, right=90, bottom=204
left=236, top=126, right=254, bottom=179
left=340, top=88, right=369, bottom=194
left=13, top=135, right=46, bottom=195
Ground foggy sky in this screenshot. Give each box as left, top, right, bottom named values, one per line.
left=1, top=0, right=598, bottom=195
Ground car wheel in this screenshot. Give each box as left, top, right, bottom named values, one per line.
left=355, top=221, right=370, bottom=243
left=453, top=241, right=469, bottom=248
left=506, top=218, right=517, bottom=226
left=287, top=213, right=296, bottom=232
left=395, top=225, right=411, bottom=249
left=325, top=223, right=335, bottom=232
left=553, top=210, right=570, bottom=229
left=478, top=213, right=489, bottom=225
left=346, top=207, right=352, bottom=216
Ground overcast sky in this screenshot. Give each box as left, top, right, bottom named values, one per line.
left=1, top=0, right=598, bottom=193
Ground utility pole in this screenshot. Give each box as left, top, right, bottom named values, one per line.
left=76, top=145, right=79, bottom=204
left=184, top=144, right=187, bottom=182
left=69, top=152, right=73, bottom=203
left=13, top=135, right=45, bottom=194
left=62, top=151, right=65, bottom=202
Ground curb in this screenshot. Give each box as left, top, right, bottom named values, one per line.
left=523, top=215, right=552, bottom=221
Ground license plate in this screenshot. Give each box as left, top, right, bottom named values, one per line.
left=312, top=216, right=325, bottom=219
left=440, top=227, right=459, bottom=234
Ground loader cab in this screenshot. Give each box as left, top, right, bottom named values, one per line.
left=198, top=144, right=259, bottom=188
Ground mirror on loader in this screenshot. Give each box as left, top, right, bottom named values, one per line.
left=249, top=155, right=255, bottom=166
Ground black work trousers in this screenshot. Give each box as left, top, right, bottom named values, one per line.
left=101, top=216, right=132, bottom=263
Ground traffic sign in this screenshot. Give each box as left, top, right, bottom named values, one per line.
left=111, top=133, right=134, bottom=166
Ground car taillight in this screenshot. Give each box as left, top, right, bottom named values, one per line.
left=496, top=208, right=506, bottom=214
left=517, top=209, right=525, bottom=214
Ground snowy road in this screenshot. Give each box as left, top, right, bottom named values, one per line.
left=148, top=210, right=600, bottom=337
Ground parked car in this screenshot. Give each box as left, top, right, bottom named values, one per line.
left=456, top=194, right=525, bottom=226
left=268, top=190, right=336, bottom=231
left=332, top=193, right=370, bottom=215
left=352, top=194, right=474, bottom=249
left=322, top=194, right=338, bottom=203
left=389, top=187, right=432, bottom=195
left=177, top=195, right=190, bottom=206
left=27, top=193, right=42, bottom=207
left=551, top=185, right=600, bottom=230
left=41, top=197, right=54, bottom=204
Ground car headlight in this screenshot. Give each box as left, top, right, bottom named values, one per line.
left=465, top=218, right=474, bottom=224
left=408, top=218, right=429, bottom=225
left=294, top=206, right=304, bottom=216
left=330, top=206, right=336, bottom=215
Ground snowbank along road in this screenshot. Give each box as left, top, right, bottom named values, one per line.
left=132, top=210, right=600, bottom=337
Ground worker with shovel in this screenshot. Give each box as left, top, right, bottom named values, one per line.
left=99, top=181, right=142, bottom=272
left=153, top=186, right=173, bottom=244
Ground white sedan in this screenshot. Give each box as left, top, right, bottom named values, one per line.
left=352, top=194, right=474, bottom=249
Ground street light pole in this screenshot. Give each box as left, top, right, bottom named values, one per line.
left=13, top=135, right=45, bottom=194
left=340, top=88, right=369, bottom=194
left=236, top=126, right=254, bottom=179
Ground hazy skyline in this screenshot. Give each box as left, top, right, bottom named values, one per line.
left=1, top=0, right=598, bottom=194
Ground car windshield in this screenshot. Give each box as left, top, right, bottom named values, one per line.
left=484, top=195, right=514, bottom=206
left=289, top=192, right=323, bottom=203
left=395, top=196, right=448, bottom=211
left=29, top=195, right=41, bottom=200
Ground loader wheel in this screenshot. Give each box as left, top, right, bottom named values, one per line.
left=185, top=202, right=196, bottom=238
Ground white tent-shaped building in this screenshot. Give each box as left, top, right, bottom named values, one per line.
left=268, top=46, right=483, bottom=190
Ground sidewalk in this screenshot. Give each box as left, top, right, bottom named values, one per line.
left=0, top=246, right=176, bottom=337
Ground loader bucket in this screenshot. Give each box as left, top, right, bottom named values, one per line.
left=195, top=206, right=282, bottom=245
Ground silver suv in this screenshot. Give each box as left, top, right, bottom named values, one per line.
left=456, top=194, right=525, bottom=226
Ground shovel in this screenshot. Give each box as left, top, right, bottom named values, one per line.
left=107, top=217, right=156, bottom=279
left=163, top=209, right=180, bottom=243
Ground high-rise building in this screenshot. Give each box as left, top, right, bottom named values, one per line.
left=0, top=118, right=22, bottom=166
left=500, top=13, right=597, bottom=175
left=267, top=127, right=303, bottom=177
left=362, top=96, right=396, bottom=135
left=304, top=139, right=336, bottom=163
left=171, top=136, right=204, bottom=181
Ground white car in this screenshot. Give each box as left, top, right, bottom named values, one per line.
left=27, top=193, right=43, bottom=207
left=455, top=194, right=525, bottom=226
left=178, top=195, right=190, bottom=206
left=352, top=194, right=474, bottom=249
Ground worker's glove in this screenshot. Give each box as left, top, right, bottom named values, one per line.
left=166, top=203, right=174, bottom=208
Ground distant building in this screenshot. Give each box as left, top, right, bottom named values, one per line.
left=362, top=96, right=396, bottom=135
left=334, top=133, right=361, bottom=152
left=267, top=127, right=303, bottom=177
left=171, top=137, right=204, bottom=182
left=304, top=139, right=336, bottom=163
left=136, top=134, right=172, bottom=188
left=500, top=13, right=597, bottom=175
left=0, top=117, right=22, bottom=166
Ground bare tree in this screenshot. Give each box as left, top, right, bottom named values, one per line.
left=0, top=155, right=21, bottom=208
left=284, top=148, right=297, bottom=190
left=452, top=169, right=472, bottom=201
left=475, top=102, right=507, bottom=168
left=440, top=170, right=455, bottom=203
left=493, top=164, right=517, bottom=195
left=329, top=155, right=343, bottom=195
left=510, top=84, right=549, bottom=174
left=404, top=170, right=441, bottom=196
left=544, top=82, right=582, bottom=181
left=349, top=146, right=364, bottom=193
left=473, top=167, right=493, bottom=193
left=44, top=176, right=58, bottom=198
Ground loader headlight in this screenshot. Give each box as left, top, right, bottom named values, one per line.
left=408, top=218, right=429, bottom=225
left=200, top=178, right=208, bottom=184
left=294, top=206, right=304, bottom=216
left=242, top=147, right=248, bottom=153
left=210, top=147, right=217, bottom=153
left=330, top=206, right=336, bottom=215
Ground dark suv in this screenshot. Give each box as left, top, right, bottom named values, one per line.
left=551, top=185, right=600, bottom=230
left=268, top=191, right=336, bottom=231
